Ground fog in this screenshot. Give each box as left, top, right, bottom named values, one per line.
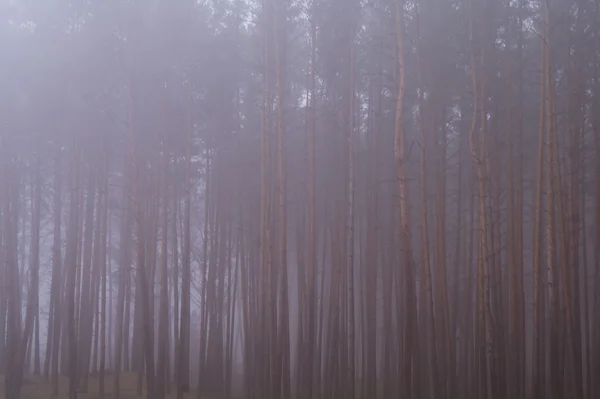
left=1, top=1, right=599, bottom=399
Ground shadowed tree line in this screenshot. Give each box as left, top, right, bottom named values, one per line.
left=1, top=0, right=600, bottom=399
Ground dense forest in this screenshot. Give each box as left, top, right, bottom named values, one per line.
left=0, top=0, right=599, bottom=398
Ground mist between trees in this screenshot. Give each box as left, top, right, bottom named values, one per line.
left=0, top=0, right=599, bottom=399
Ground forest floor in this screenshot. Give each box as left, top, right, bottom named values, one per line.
left=0, top=373, right=199, bottom=399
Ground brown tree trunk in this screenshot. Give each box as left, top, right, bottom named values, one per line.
left=157, top=147, right=170, bottom=399
left=178, top=100, right=192, bottom=399
left=77, top=167, right=96, bottom=392
left=394, top=2, right=418, bottom=397
left=274, top=0, right=290, bottom=396
left=99, top=150, right=109, bottom=398
left=65, top=144, right=82, bottom=399
left=14, top=151, right=43, bottom=396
